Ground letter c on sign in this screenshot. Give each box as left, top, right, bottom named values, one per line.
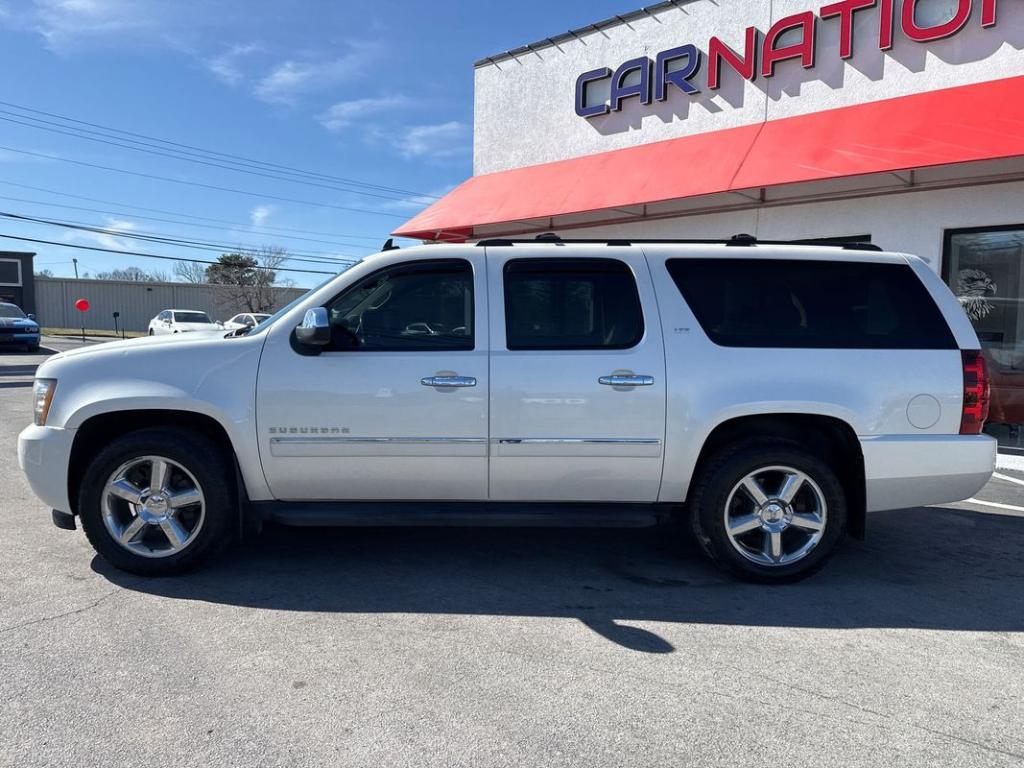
left=575, top=67, right=612, bottom=118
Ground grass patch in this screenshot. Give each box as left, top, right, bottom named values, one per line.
left=41, top=327, right=147, bottom=339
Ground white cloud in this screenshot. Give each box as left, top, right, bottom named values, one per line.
left=393, top=122, right=470, bottom=161
left=254, top=41, right=380, bottom=104
left=250, top=205, right=274, bottom=227
left=28, top=0, right=160, bottom=52
left=318, top=95, right=411, bottom=132
left=64, top=217, right=136, bottom=251
left=206, top=42, right=260, bottom=86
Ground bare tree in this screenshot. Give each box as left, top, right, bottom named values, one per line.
left=207, top=246, right=292, bottom=314
left=174, top=260, right=208, bottom=283
left=95, top=266, right=169, bottom=282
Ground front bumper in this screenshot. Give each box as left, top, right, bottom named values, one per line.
left=0, top=331, right=41, bottom=345
left=18, top=424, right=76, bottom=514
left=861, top=434, right=997, bottom=512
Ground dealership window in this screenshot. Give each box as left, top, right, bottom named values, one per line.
left=944, top=226, right=1024, bottom=455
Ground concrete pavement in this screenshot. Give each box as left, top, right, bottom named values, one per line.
left=1, top=343, right=1023, bottom=768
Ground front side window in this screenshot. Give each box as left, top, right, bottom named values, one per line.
left=503, top=258, right=644, bottom=350
left=324, top=259, right=473, bottom=351
left=667, top=258, right=956, bottom=350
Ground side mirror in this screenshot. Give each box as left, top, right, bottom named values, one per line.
left=27, top=313, right=36, bottom=321
left=295, top=307, right=330, bottom=347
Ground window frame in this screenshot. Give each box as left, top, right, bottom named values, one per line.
left=320, top=258, right=476, bottom=353
left=502, top=257, right=645, bottom=352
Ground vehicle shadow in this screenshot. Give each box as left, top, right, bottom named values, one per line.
left=94, top=505, right=1024, bottom=653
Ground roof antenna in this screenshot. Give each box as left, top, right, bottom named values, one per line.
left=382, top=238, right=399, bottom=251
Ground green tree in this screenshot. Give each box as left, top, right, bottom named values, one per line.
left=206, top=248, right=288, bottom=313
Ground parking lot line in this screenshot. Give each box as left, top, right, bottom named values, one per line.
left=962, top=498, right=1024, bottom=516
left=992, top=472, right=1024, bottom=488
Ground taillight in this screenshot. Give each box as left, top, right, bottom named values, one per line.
left=960, top=350, right=991, bottom=435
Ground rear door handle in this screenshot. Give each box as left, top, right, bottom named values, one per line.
left=421, top=375, right=477, bottom=388
left=599, top=375, right=655, bottom=387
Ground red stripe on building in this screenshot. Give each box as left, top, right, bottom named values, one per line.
left=395, top=76, right=1024, bottom=241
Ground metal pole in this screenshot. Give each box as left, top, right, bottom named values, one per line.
left=72, top=258, right=79, bottom=279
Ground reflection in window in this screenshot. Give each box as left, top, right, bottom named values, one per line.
left=325, top=260, right=473, bottom=351
left=945, top=227, right=1024, bottom=455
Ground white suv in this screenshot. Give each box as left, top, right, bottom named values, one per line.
left=18, top=238, right=996, bottom=582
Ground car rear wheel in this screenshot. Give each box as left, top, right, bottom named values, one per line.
left=689, top=440, right=847, bottom=583
left=78, top=428, right=235, bottom=575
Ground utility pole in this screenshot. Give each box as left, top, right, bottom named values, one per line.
left=72, top=258, right=79, bottom=279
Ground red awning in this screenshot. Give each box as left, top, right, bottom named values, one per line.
left=395, top=76, right=1024, bottom=241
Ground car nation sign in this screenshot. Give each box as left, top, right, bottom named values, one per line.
left=575, top=0, right=1000, bottom=118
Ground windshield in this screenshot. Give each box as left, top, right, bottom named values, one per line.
left=0, top=305, right=26, bottom=319
left=174, top=311, right=212, bottom=324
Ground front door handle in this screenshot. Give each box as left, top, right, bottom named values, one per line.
left=599, top=374, right=655, bottom=387
left=421, top=375, right=477, bottom=388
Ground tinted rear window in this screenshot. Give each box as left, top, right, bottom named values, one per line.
left=666, top=258, right=956, bottom=350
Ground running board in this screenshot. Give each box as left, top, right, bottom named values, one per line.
left=252, top=501, right=673, bottom=528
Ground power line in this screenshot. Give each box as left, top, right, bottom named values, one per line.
left=0, top=232, right=339, bottom=276
left=0, top=112, right=434, bottom=204
left=0, top=211, right=360, bottom=268
left=0, top=180, right=391, bottom=243
left=0, top=145, right=409, bottom=220
left=0, top=98, right=439, bottom=200
left=0, top=210, right=361, bottom=263
left=0, top=192, right=380, bottom=251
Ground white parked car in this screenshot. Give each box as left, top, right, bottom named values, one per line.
left=19, top=237, right=995, bottom=581
left=223, top=312, right=271, bottom=332
left=147, top=309, right=221, bottom=335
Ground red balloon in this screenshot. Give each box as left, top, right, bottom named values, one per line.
left=74, top=298, right=90, bottom=312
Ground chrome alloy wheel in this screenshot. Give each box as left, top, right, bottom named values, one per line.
left=723, top=466, right=827, bottom=567
left=101, top=456, right=205, bottom=558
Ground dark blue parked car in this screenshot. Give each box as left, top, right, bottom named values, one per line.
left=0, top=302, right=40, bottom=352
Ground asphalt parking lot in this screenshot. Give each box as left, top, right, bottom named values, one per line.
left=1, top=339, right=1023, bottom=767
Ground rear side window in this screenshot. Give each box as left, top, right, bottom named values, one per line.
left=504, top=258, right=644, bottom=350
left=666, top=258, right=956, bottom=350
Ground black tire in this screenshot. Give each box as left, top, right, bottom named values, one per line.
left=689, top=440, right=847, bottom=583
left=148, top=329, right=154, bottom=336
left=78, top=427, right=235, bottom=575
left=27, top=344, right=40, bottom=353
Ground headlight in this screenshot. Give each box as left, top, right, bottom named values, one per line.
left=32, top=378, right=57, bottom=426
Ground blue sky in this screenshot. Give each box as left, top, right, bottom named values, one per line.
left=0, top=0, right=631, bottom=287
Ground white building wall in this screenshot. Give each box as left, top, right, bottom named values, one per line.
left=548, top=180, right=1024, bottom=272
left=474, top=0, right=1024, bottom=175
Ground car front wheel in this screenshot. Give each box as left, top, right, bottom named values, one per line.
left=689, top=440, right=847, bottom=583
left=78, top=428, right=235, bottom=575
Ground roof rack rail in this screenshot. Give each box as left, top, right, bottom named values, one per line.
left=475, top=234, right=882, bottom=251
